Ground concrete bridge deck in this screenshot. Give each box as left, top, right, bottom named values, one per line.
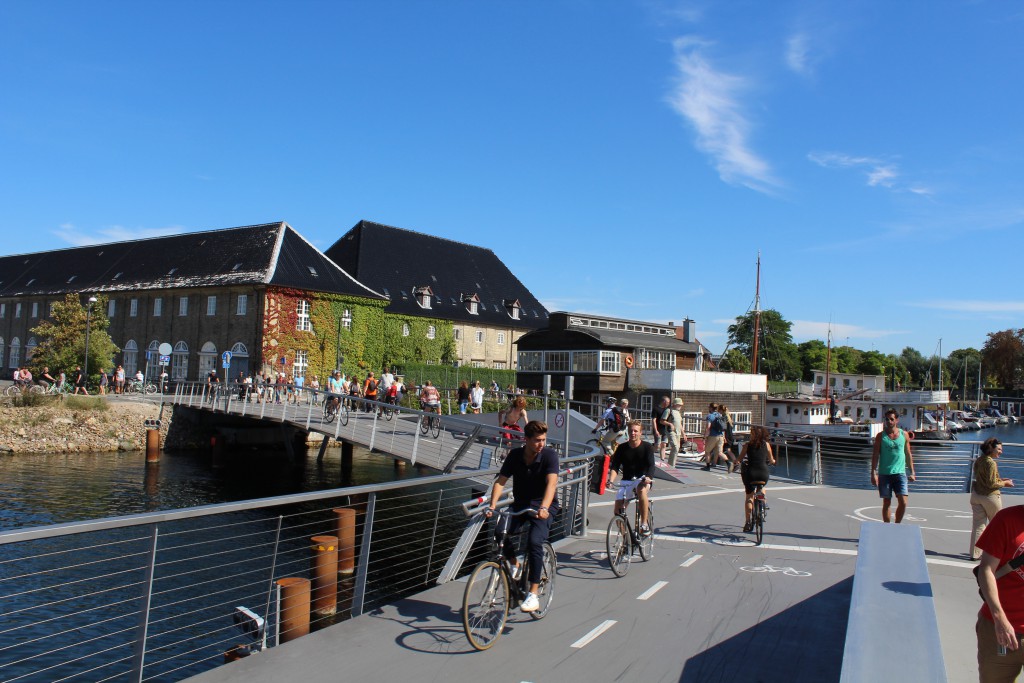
left=185, top=467, right=980, bottom=683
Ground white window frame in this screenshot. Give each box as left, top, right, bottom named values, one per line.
left=207, top=296, right=216, bottom=316
left=171, top=341, right=189, bottom=380
left=427, top=325, right=436, bottom=340
left=14, top=303, right=21, bottom=318
left=342, top=309, right=352, bottom=330
left=572, top=351, right=599, bottom=373
left=294, top=350, right=308, bottom=378
left=153, top=297, right=162, bottom=317
left=130, top=299, right=138, bottom=317
left=30, top=302, right=38, bottom=318
left=545, top=351, right=570, bottom=373
left=236, top=294, right=248, bottom=316
left=296, top=300, right=312, bottom=332
left=179, top=296, right=189, bottom=316
left=475, top=331, right=484, bottom=343
left=0, top=303, right=5, bottom=318
left=518, top=351, right=542, bottom=372
left=497, top=332, right=506, bottom=345
left=107, top=300, right=116, bottom=317
left=402, top=323, right=410, bottom=337
left=123, top=339, right=138, bottom=376
left=600, top=351, right=622, bottom=374
left=9, top=338, right=20, bottom=368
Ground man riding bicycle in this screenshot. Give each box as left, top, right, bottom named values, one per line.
left=592, top=396, right=627, bottom=455
left=419, top=380, right=441, bottom=414
left=607, top=420, right=655, bottom=534
left=326, top=371, right=344, bottom=413
left=484, top=420, right=559, bottom=613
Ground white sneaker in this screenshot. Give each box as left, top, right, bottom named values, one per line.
left=520, top=592, right=540, bottom=612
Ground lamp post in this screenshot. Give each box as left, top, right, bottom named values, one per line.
left=83, top=296, right=98, bottom=380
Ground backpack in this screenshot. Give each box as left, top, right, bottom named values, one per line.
left=713, top=414, right=728, bottom=433
left=609, top=406, right=625, bottom=432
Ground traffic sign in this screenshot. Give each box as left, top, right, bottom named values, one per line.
left=158, top=342, right=172, bottom=356
left=159, top=354, right=170, bottom=366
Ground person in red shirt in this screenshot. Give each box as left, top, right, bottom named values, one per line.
left=976, top=505, right=1024, bottom=681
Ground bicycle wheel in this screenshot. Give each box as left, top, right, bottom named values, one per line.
left=529, top=542, right=556, bottom=620
left=4, top=385, right=17, bottom=397
left=462, top=561, right=509, bottom=651
left=430, top=415, right=441, bottom=438
left=638, top=501, right=655, bottom=561
left=383, top=405, right=394, bottom=421
left=323, top=402, right=337, bottom=424
left=606, top=515, right=632, bottom=577
left=28, top=385, right=45, bottom=395
left=754, top=499, right=765, bottom=546
left=144, top=383, right=158, bottom=395
left=419, top=415, right=430, bottom=436
left=339, top=403, right=350, bottom=426
left=586, top=438, right=604, bottom=455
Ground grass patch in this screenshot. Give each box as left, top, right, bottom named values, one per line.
left=11, top=393, right=60, bottom=408
left=63, top=395, right=110, bottom=411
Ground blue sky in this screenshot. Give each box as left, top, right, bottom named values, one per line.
left=2, top=1, right=1022, bottom=357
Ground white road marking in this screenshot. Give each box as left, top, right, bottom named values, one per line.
left=637, top=581, right=669, bottom=600
left=778, top=497, right=813, bottom=507
left=680, top=554, right=703, bottom=568
left=571, top=620, right=617, bottom=648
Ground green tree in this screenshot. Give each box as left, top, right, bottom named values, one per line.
left=797, top=340, right=832, bottom=380
left=833, top=346, right=862, bottom=374
left=899, top=347, right=928, bottom=388
left=856, top=350, right=887, bottom=376
left=727, top=309, right=799, bottom=380
left=982, top=329, right=1024, bottom=389
left=30, top=293, right=119, bottom=381
left=718, top=348, right=751, bottom=373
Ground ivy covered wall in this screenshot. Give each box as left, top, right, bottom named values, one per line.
left=261, top=287, right=456, bottom=379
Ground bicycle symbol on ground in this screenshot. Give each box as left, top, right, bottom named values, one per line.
left=739, top=564, right=811, bottom=577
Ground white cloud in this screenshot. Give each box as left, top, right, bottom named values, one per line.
left=666, top=37, right=779, bottom=194
left=53, top=223, right=189, bottom=247
left=785, top=33, right=811, bottom=75
left=808, top=151, right=932, bottom=195
left=791, top=320, right=907, bottom=341
left=910, top=300, right=1024, bottom=314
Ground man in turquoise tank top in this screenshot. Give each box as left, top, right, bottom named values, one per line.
left=870, top=408, right=917, bottom=523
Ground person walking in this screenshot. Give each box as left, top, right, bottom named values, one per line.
left=73, top=366, right=88, bottom=395
left=457, top=381, right=471, bottom=414
left=652, top=396, right=672, bottom=461
left=720, top=404, right=741, bottom=473
left=869, top=408, right=916, bottom=523
left=971, top=438, right=1014, bottom=561
left=703, top=403, right=726, bottom=470
left=667, top=397, right=684, bottom=467
left=470, top=380, right=484, bottom=414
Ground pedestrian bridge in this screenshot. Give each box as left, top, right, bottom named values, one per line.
left=164, top=382, right=596, bottom=473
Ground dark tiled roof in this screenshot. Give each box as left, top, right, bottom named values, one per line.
left=518, top=311, right=706, bottom=354
left=0, top=222, right=384, bottom=300
left=325, top=220, right=548, bottom=328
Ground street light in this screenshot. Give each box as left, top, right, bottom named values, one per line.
left=84, top=296, right=98, bottom=380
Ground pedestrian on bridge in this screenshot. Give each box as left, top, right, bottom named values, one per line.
left=971, top=438, right=1014, bottom=561
left=869, top=408, right=916, bottom=523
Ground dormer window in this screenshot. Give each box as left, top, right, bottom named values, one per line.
left=414, top=286, right=433, bottom=309
left=504, top=299, right=522, bottom=320
left=307, top=266, right=318, bottom=277
left=167, top=268, right=177, bottom=276
left=463, top=293, right=480, bottom=315
left=232, top=263, right=242, bottom=271
left=67, top=275, right=76, bottom=283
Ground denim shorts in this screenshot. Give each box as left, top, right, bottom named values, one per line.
left=877, top=473, right=909, bottom=498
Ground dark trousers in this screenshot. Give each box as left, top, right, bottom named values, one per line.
left=497, top=511, right=552, bottom=585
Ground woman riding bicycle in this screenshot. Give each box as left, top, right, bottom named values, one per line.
left=607, top=420, right=655, bottom=534
left=498, top=395, right=528, bottom=442
left=740, top=425, right=777, bottom=532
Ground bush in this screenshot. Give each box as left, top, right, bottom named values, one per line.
left=11, top=393, right=59, bottom=408
left=63, top=395, right=110, bottom=411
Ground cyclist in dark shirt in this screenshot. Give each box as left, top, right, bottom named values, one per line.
left=485, top=420, right=559, bottom=613
left=607, top=420, right=656, bottom=534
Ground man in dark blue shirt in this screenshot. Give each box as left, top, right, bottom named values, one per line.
left=486, top=420, right=559, bottom=612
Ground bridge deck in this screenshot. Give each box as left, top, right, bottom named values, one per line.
left=185, top=469, right=979, bottom=683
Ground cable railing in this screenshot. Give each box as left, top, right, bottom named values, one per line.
left=0, top=450, right=596, bottom=683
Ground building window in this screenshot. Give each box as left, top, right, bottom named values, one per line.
left=545, top=351, right=570, bottom=372
left=465, top=295, right=479, bottom=315
left=637, top=349, right=674, bottom=370
left=123, top=340, right=138, bottom=376
left=416, top=288, right=432, bottom=309
left=475, top=331, right=484, bottom=343
left=153, top=298, right=162, bottom=317
left=9, top=338, right=21, bottom=368
left=505, top=300, right=521, bottom=320
left=198, top=341, right=218, bottom=377
left=207, top=296, right=216, bottom=316
left=146, top=341, right=160, bottom=379
left=453, top=328, right=461, bottom=340
left=30, top=302, right=38, bottom=318
left=518, top=351, right=542, bottom=371
left=236, top=294, right=248, bottom=316
left=497, top=332, right=506, bottom=345
left=402, top=323, right=410, bottom=337
left=0, top=303, right=5, bottom=318
left=472, top=360, right=485, bottom=368
left=14, top=303, right=21, bottom=318
left=179, top=296, right=189, bottom=316
left=493, top=361, right=506, bottom=369
left=0, top=338, right=4, bottom=364
left=25, top=337, right=36, bottom=361
left=171, top=341, right=189, bottom=380
left=296, top=300, right=312, bottom=332
left=130, top=299, right=138, bottom=317
left=572, top=351, right=599, bottom=372
left=427, top=325, right=436, bottom=340
left=600, top=351, right=622, bottom=374
left=342, top=309, right=352, bottom=330
left=294, top=350, right=308, bottom=378
left=107, top=300, right=116, bottom=318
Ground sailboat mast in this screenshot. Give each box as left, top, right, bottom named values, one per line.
left=751, top=253, right=761, bottom=375
left=938, top=339, right=942, bottom=392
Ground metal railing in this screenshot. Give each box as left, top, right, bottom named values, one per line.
left=0, top=449, right=597, bottom=683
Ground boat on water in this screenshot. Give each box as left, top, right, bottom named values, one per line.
left=766, top=369, right=952, bottom=458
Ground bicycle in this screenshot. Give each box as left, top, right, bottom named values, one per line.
left=462, top=508, right=556, bottom=651
left=749, top=481, right=769, bottom=546
left=322, top=396, right=349, bottom=426
left=4, top=383, right=43, bottom=397
left=586, top=427, right=623, bottom=457
left=42, top=382, right=71, bottom=396
left=419, top=409, right=441, bottom=438
left=125, top=379, right=158, bottom=395
left=380, top=397, right=396, bottom=421
left=606, top=477, right=655, bottom=577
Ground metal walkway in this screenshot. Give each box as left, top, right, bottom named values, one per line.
left=184, top=468, right=980, bottom=683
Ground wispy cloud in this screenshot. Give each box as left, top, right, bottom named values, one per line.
left=666, top=37, right=779, bottom=194
left=808, top=151, right=932, bottom=194
left=785, top=33, right=811, bottom=75
left=791, top=320, right=908, bottom=341
left=909, top=300, right=1024, bottom=314
left=54, top=223, right=189, bottom=247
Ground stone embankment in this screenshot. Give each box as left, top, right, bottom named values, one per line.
left=0, top=398, right=170, bottom=454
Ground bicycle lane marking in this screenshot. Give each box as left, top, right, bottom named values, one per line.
left=570, top=619, right=617, bottom=648
left=778, top=498, right=814, bottom=507
left=588, top=484, right=821, bottom=507
left=637, top=581, right=669, bottom=600
left=680, top=554, right=703, bottom=568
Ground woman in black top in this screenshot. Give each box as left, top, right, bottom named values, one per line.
left=457, top=381, right=471, bottom=414
left=741, top=425, right=776, bottom=532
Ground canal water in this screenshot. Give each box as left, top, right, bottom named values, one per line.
left=0, top=445, right=427, bottom=532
